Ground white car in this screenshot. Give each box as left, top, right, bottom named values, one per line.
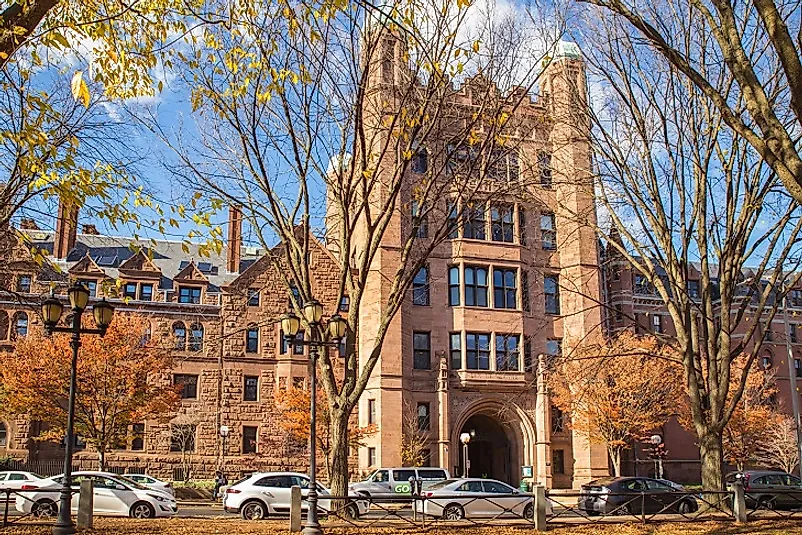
left=224, top=471, right=369, bottom=520
left=0, top=471, right=45, bottom=490
left=15, top=471, right=178, bottom=519
left=415, top=478, right=548, bottom=520
left=124, top=474, right=174, bottom=497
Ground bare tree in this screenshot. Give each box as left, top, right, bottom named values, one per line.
left=155, top=0, right=565, bottom=494
left=575, top=16, right=802, bottom=489
left=576, top=0, right=802, bottom=203
left=756, top=414, right=800, bottom=474
left=400, top=400, right=429, bottom=467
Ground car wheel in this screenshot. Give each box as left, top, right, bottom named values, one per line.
left=344, top=503, right=360, bottom=520
left=443, top=503, right=465, bottom=520
left=130, top=502, right=155, bottom=519
left=523, top=503, right=534, bottom=519
left=241, top=500, right=268, bottom=520
left=677, top=500, right=694, bottom=514
left=32, top=500, right=57, bottom=518
left=757, top=496, right=776, bottom=510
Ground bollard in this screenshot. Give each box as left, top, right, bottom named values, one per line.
left=290, top=485, right=302, bottom=532
left=533, top=485, right=547, bottom=531
left=732, top=482, right=747, bottom=523
left=77, top=479, right=94, bottom=528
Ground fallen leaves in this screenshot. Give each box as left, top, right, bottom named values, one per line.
left=3, top=518, right=802, bottom=535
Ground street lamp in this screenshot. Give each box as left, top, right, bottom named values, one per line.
left=281, top=302, right=347, bottom=535
left=219, top=425, right=230, bottom=469
left=460, top=432, right=471, bottom=478
left=41, top=282, right=114, bottom=535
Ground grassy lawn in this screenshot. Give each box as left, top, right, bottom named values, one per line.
left=3, top=519, right=802, bottom=534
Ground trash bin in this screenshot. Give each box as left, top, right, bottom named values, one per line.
left=519, top=480, right=529, bottom=493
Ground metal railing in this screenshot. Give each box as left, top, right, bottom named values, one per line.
left=1, top=488, right=78, bottom=528
left=745, top=489, right=802, bottom=520
left=284, top=484, right=802, bottom=530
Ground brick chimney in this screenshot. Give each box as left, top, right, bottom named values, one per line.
left=82, top=224, right=99, bottom=235
left=227, top=205, right=242, bottom=273
left=54, top=199, right=78, bottom=260
left=19, top=218, right=39, bottom=230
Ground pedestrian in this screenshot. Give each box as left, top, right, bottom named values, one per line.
left=213, top=470, right=228, bottom=501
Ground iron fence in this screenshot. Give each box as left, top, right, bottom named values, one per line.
left=290, top=486, right=802, bottom=530
left=1, top=488, right=78, bottom=528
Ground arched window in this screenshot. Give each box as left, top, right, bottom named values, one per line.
left=761, top=352, right=773, bottom=369
left=0, top=311, right=9, bottom=340
left=188, top=323, right=204, bottom=352
left=12, top=312, right=28, bottom=339
left=0, top=422, right=7, bottom=447
left=173, top=322, right=186, bottom=350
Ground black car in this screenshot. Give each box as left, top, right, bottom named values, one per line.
left=726, top=470, right=802, bottom=510
left=578, top=477, right=698, bottom=516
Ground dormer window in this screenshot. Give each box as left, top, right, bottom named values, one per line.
left=123, top=283, right=138, bottom=299
left=179, top=286, right=202, bottom=304
left=78, top=279, right=97, bottom=297
left=140, top=284, right=153, bottom=301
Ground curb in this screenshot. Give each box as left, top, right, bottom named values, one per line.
left=178, top=501, right=222, bottom=507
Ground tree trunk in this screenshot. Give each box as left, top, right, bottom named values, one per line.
left=699, top=427, right=725, bottom=490
left=98, top=449, right=106, bottom=471
left=328, top=409, right=350, bottom=496
left=608, top=446, right=621, bottom=477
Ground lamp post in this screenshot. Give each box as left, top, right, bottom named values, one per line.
left=281, top=300, right=347, bottom=535
left=41, top=282, right=114, bottom=535
left=460, top=432, right=471, bottom=478
left=219, top=425, right=230, bottom=469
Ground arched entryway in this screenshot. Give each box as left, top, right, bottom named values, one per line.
left=459, top=414, right=513, bottom=482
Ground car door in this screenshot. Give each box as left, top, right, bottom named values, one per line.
left=481, top=480, right=524, bottom=517
left=620, top=479, right=647, bottom=514
left=392, top=470, right=417, bottom=494
left=254, top=475, right=293, bottom=513
left=784, top=475, right=802, bottom=510
left=91, top=476, right=132, bottom=515
left=369, top=470, right=392, bottom=494
left=643, top=479, right=675, bottom=514
left=456, top=480, right=485, bottom=516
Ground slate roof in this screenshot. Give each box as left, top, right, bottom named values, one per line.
left=23, top=231, right=262, bottom=293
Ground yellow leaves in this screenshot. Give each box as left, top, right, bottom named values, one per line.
left=456, top=0, right=473, bottom=9
left=472, top=40, right=480, bottom=53
left=70, top=71, right=91, bottom=107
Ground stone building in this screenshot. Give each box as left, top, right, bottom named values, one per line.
left=0, top=40, right=614, bottom=487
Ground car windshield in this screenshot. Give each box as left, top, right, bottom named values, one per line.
left=113, top=476, right=150, bottom=491
left=426, top=479, right=459, bottom=490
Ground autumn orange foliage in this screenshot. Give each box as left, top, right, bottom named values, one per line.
left=720, top=358, right=777, bottom=471
left=275, top=386, right=376, bottom=477
left=549, top=331, right=684, bottom=476
left=0, top=314, right=179, bottom=468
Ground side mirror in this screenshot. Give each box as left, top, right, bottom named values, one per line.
left=115, top=484, right=127, bottom=491
left=512, top=489, right=520, bottom=494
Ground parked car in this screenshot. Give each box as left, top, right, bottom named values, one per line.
left=15, top=471, right=178, bottom=519
left=726, top=470, right=802, bottom=510
left=123, top=474, right=174, bottom=497
left=413, top=478, right=545, bottom=520
left=349, top=467, right=450, bottom=497
left=578, top=477, right=698, bottom=515
left=224, top=471, right=369, bottom=520
left=0, top=471, right=45, bottom=491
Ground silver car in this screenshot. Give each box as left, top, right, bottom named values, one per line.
left=124, top=474, right=174, bottom=497
left=349, top=467, right=449, bottom=497
left=414, top=478, right=543, bottom=520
